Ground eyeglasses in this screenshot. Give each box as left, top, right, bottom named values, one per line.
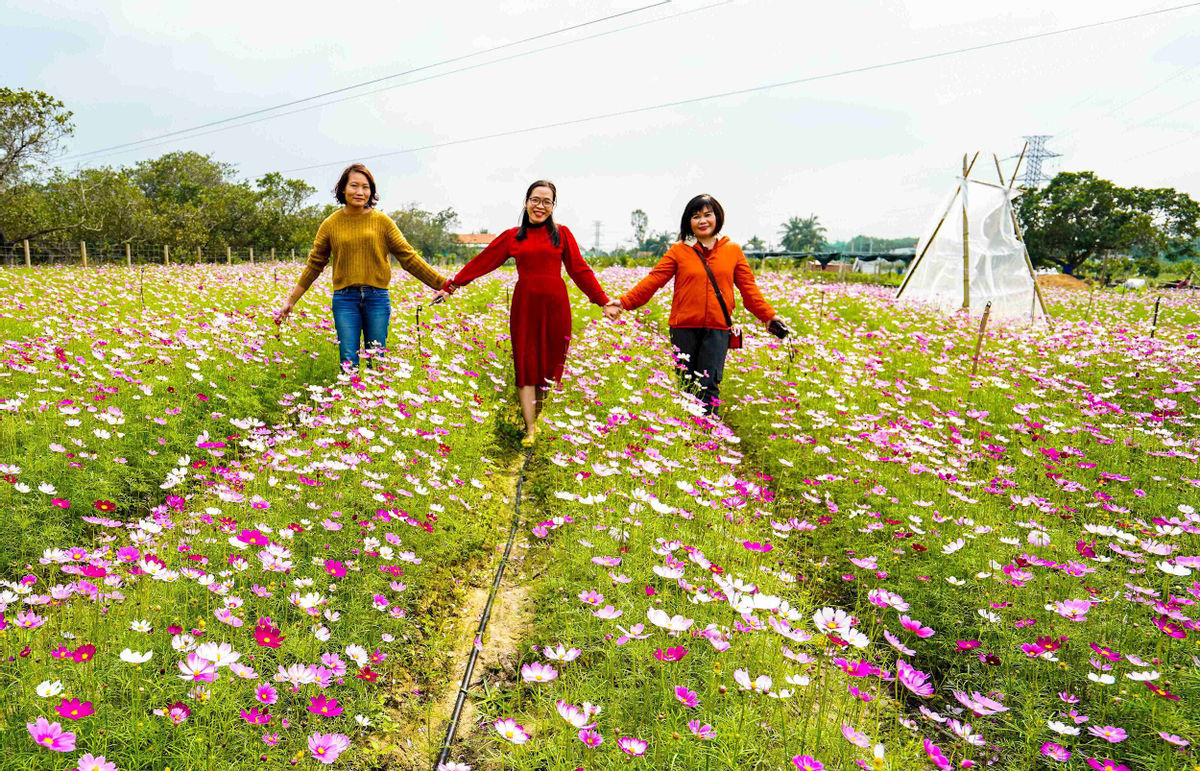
left=527, top=197, right=555, bottom=208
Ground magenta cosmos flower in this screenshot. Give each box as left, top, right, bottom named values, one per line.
left=27, top=717, right=76, bottom=752
left=309, top=694, right=343, bottom=718
left=1087, top=726, right=1127, bottom=743
left=578, top=728, right=603, bottom=747
left=307, top=732, right=351, bottom=765
left=896, top=659, right=934, bottom=697
left=674, top=685, right=699, bottom=708
left=898, top=615, right=935, bottom=638
left=55, top=699, right=94, bottom=721
left=1040, top=742, right=1070, bottom=762
left=1086, top=760, right=1129, bottom=771
left=792, top=756, right=825, bottom=771
left=688, top=720, right=716, bottom=740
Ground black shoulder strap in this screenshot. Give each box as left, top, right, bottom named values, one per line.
left=692, top=245, right=733, bottom=327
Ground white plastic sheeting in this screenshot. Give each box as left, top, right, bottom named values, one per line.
left=899, top=177, right=1047, bottom=322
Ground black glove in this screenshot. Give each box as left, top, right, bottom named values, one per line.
left=767, top=319, right=789, bottom=339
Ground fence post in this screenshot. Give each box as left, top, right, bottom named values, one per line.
left=270, top=247, right=275, bottom=261
left=291, top=249, right=296, bottom=261
left=196, top=246, right=202, bottom=264
left=1150, top=296, right=1163, bottom=339
left=23, top=240, right=31, bottom=267
left=970, top=301, right=993, bottom=379
left=227, top=246, right=232, bottom=265
left=249, top=247, right=254, bottom=265
left=164, top=245, right=170, bottom=265
left=80, top=241, right=88, bottom=268
left=125, top=243, right=132, bottom=268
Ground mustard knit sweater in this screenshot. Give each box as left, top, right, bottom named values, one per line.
left=296, top=208, right=447, bottom=292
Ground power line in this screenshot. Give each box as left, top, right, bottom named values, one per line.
left=65, top=1, right=733, bottom=165
left=60, top=1, right=670, bottom=161
left=279, top=2, right=1200, bottom=175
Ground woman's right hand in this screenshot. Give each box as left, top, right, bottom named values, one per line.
left=274, top=301, right=295, bottom=325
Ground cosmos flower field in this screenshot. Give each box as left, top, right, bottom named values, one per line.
left=0, top=264, right=1196, bottom=771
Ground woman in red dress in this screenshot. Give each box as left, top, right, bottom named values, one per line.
left=439, top=180, right=610, bottom=445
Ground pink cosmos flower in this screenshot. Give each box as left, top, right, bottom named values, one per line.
left=307, top=732, right=351, bottom=765
left=578, top=728, right=603, bottom=747
left=178, top=653, right=217, bottom=683
left=254, top=619, right=284, bottom=648
left=1052, top=599, right=1092, bottom=621
left=494, top=718, right=530, bottom=744
left=898, top=615, right=935, bottom=638
left=27, top=717, right=75, bottom=752
left=324, top=560, right=346, bottom=578
left=520, top=662, right=558, bottom=684
left=883, top=629, right=915, bottom=655
left=75, top=754, right=116, bottom=771
left=15, top=610, right=46, bottom=629
left=674, top=685, right=699, bottom=708
left=841, top=725, right=870, bottom=748
left=592, top=605, right=622, bottom=619
left=555, top=700, right=589, bottom=728
left=1087, top=726, right=1127, bottom=743
left=1040, top=742, right=1070, bottom=762
left=688, top=720, right=716, bottom=739
left=542, top=643, right=580, bottom=662
left=262, top=733, right=280, bottom=746
left=1159, top=732, right=1189, bottom=747
left=255, top=683, right=278, bottom=705
left=953, top=690, right=1008, bottom=716
left=309, top=695, right=343, bottom=718
left=896, top=659, right=934, bottom=697
left=578, top=590, right=604, bottom=606
left=617, top=737, right=648, bottom=756
left=1086, top=760, right=1129, bottom=771
left=792, top=756, right=825, bottom=771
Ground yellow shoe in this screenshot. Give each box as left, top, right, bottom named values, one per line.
left=520, top=427, right=538, bottom=448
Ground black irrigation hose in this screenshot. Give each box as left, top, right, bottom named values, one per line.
left=434, top=448, right=533, bottom=769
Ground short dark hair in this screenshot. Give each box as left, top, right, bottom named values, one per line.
left=516, top=179, right=560, bottom=247
left=679, top=194, right=725, bottom=242
left=333, top=164, right=378, bottom=208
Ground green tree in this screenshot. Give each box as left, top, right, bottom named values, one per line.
left=389, top=204, right=466, bottom=262
left=132, top=151, right=236, bottom=206
left=49, top=166, right=153, bottom=245
left=0, top=88, right=74, bottom=193
left=745, top=235, right=766, bottom=252
left=779, top=214, right=827, bottom=252
left=1017, top=171, right=1200, bottom=276
left=642, top=231, right=674, bottom=257
left=630, top=209, right=648, bottom=250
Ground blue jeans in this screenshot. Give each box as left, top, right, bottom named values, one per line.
left=669, top=327, right=730, bottom=415
left=331, top=285, right=391, bottom=368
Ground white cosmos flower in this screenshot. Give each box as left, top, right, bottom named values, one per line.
left=36, top=680, right=63, bottom=698
left=355, top=715, right=372, bottom=727
left=1125, top=670, right=1161, bottom=681
left=119, top=649, right=153, bottom=663
left=1047, top=720, right=1080, bottom=736
left=942, top=539, right=965, bottom=555
left=1157, top=561, right=1191, bottom=577
left=977, top=609, right=1001, bottom=623
left=945, top=576, right=966, bottom=586
left=1087, top=673, right=1116, bottom=685
left=38, top=482, right=57, bottom=495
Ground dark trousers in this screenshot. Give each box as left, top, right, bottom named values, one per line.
left=669, top=327, right=730, bottom=414
left=331, top=285, right=391, bottom=368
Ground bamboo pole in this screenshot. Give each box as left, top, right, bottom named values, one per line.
left=196, top=246, right=202, bottom=264
left=896, top=189, right=960, bottom=298
left=971, top=301, right=993, bottom=378
left=270, top=247, right=275, bottom=262
left=1008, top=142, right=1028, bottom=189
left=227, top=246, right=232, bottom=265
left=1150, top=295, right=1163, bottom=338
left=249, top=247, right=255, bottom=265
left=961, top=154, right=971, bottom=310
left=125, top=243, right=131, bottom=268
left=80, top=241, right=87, bottom=268
left=164, top=245, right=170, bottom=265
left=291, top=248, right=296, bottom=261
left=23, top=240, right=31, bottom=267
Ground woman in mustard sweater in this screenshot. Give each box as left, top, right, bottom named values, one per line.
left=274, top=164, right=448, bottom=368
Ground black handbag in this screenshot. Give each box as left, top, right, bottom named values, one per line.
left=692, top=245, right=742, bottom=350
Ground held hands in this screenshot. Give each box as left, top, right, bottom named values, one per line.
left=274, top=301, right=295, bottom=325
left=602, top=300, right=623, bottom=321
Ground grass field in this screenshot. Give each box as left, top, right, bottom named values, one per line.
left=0, top=264, right=1195, bottom=770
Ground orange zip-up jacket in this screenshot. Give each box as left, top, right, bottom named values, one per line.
left=619, top=237, right=775, bottom=329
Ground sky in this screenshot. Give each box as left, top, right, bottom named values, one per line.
left=5, top=0, right=1200, bottom=250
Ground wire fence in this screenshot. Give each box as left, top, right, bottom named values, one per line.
left=0, top=241, right=473, bottom=270
left=0, top=241, right=314, bottom=268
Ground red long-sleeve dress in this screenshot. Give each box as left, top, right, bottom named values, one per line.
left=450, top=223, right=609, bottom=387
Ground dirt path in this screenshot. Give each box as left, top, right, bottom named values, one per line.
left=376, top=452, right=536, bottom=770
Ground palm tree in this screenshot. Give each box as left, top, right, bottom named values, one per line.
left=779, top=214, right=827, bottom=252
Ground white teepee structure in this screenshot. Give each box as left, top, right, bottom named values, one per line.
left=897, top=151, right=1050, bottom=323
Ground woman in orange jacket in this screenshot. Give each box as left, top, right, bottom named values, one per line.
left=606, top=194, right=783, bottom=415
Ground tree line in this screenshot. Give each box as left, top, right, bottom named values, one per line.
left=0, top=88, right=470, bottom=260
left=3, top=87, right=1197, bottom=276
